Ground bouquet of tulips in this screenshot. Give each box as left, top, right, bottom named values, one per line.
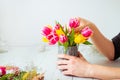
left=41, top=17, right=93, bottom=52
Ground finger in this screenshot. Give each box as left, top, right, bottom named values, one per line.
left=75, top=27, right=83, bottom=32
left=57, top=65, right=68, bottom=70
left=58, top=54, right=73, bottom=60
left=57, top=60, right=69, bottom=65
left=62, top=70, right=72, bottom=76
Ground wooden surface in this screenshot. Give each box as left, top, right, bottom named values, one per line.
left=0, top=45, right=120, bottom=80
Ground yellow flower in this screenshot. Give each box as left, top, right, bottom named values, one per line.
left=74, top=34, right=86, bottom=44
left=22, top=72, right=30, bottom=80
left=56, top=28, right=65, bottom=36
left=42, top=36, right=49, bottom=42
left=30, top=69, right=37, bottom=78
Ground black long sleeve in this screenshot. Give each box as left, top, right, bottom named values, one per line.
left=112, top=33, right=120, bottom=60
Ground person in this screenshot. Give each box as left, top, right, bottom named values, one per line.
left=57, top=17, right=120, bottom=80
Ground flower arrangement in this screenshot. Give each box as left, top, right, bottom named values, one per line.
left=0, top=66, right=44, bottom=80
left=41, top=17, right=93, bottom=53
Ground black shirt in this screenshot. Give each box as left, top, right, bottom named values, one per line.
left=112, top=33, right=120, bottom=60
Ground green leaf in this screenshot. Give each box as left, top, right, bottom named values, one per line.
left=64, top=25, right=68, bottom=35
left=83, top=41, right=92, bottom=45
left=58, top=41, right=62, bottom=46
left=69, top=28, right=75, bottom=46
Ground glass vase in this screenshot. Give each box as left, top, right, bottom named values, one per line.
left=58, top=45, right=79, bottom=57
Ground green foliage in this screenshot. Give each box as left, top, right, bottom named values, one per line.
left=83, top=41, right=92, bottom=45
left=0, top=71, right=26, bottom=80
left=0, top=73, right=14, bottom=80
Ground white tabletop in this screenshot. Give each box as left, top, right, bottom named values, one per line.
left=0, top=45, right=120, bottom=80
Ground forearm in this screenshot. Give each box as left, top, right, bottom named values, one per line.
left=89, top=23, right=114, bottom=60
left=77, top=17, right=114, bottom=60
left=90, top=64, right=120, bottom=79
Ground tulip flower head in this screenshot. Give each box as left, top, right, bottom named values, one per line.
left=69, top=17, right=80, bottom=28
left=81, top=26, right=93, bottom=37
left=0, top=66, right=6, bottom=76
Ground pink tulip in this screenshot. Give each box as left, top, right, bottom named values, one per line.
left=54, top=24, right=60, bottom=30
left=69, top=18, right=80, bottom=28
left=59, top=34, right=68, bottom=44
left=46, top=34, right=53, bottom=40
left=49, top=33, right=59, bottom=45
left=81, top=26, right=93, bottom=37
left=53, top=24, right=60, bottom=33
left=53, top=24, right=64, bottom=33
left=0, top=66, right=6, bottom=76
left=42, top=26, right=52, bottom=36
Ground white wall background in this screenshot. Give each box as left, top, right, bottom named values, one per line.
left=0, top=0, right=120, bottom=46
